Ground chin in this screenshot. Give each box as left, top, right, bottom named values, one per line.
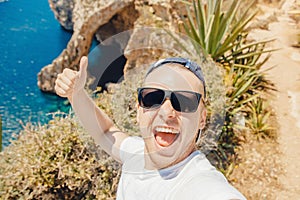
left=145, top=140, right=188, bottom=168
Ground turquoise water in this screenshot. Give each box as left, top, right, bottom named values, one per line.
left=0, top=0, right=73, bottom=148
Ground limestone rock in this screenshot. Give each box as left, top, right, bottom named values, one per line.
left=49, top=0, right=75, bottom=30
left=38, top=0, right=188, bottom=93
left=38, top=0, right=135, bottom=92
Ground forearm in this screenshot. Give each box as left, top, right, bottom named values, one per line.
left=69, top=89, right=115, bottom=146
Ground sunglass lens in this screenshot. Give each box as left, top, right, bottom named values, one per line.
left=171, top=92, right=199, bottom=112
left=139, top=88, right=165, bottom=109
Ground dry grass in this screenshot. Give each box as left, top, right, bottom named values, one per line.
left=228, top=113, right=284, bottom=199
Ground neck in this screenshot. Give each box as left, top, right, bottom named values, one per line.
left=144, top=146, right=196, bottom=170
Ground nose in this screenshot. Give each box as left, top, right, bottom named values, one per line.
left=159, top=99, right=176, bottom=118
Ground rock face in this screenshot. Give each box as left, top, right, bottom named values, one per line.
left=38, top=0, right=187, bottom=92
left=49, top=0, right=75, bottom=31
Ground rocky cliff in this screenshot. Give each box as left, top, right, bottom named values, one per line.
left=38, top=0, right=187, bottom=92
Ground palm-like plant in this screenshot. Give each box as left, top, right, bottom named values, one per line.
left=175, top=0, right=276, bottom=172
left=224, top=33, right=275, bottom=116
left=245, top=97, right=274, bottom=138
left=182, top=0, right=252, bottom=59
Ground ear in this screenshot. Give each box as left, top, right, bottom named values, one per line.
left=198, top=108, right=207, bottom=129
left=136, top=102, right=140, bottom=124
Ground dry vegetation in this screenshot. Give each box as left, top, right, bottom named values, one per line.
left=228, top=115, right=284, bottom=199
left=229, top=135, right=284, bottom=199
left=0, top=114, right=120, bottom=199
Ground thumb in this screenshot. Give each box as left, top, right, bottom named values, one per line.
left=79, top=56, right=88, bottom=76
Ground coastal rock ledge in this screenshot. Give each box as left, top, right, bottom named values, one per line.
left=38, top=0, right=186, bottom=93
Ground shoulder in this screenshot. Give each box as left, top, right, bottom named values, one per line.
left=171, top=173, right=246, bottom=200
left=119, top=136, right=144, bottom=163
left=170, top=153, right=247, bottom=200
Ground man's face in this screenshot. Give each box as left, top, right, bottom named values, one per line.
left=137, top=64, right=206, bottom=170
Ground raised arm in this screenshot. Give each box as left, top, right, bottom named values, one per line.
left=55, top=56, right=128, bottom=162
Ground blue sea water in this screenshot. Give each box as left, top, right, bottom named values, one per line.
left=0, top=0, right=74, bottom=148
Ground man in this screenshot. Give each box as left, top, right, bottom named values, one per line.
left=55, top=56, right=246, bottom=200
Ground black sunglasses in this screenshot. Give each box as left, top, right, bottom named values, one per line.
left=137, top=87, right=202, bottom=113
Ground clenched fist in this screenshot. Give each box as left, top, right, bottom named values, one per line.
left=55, top=56, right=88, bottom=99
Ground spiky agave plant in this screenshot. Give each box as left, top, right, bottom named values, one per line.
left=244, top=97, right=274, bottom=138
left=173, top=0, right=276, bottom=172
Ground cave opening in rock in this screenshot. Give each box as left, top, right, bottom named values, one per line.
left=87, top=4, right=138, bottom=93
left=87, top=37, right=127, bottom=92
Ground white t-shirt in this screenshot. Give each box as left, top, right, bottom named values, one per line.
left=117, top=136, right=246, bottom=200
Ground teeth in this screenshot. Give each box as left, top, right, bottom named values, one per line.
left=155, top=127, right=179, bottom=135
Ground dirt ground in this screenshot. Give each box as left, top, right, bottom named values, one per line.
left=229, top=0, right=300, bottom=199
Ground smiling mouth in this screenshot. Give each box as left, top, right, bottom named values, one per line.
left=154, top=126, right=180, bottom=147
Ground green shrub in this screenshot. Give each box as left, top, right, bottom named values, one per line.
left=0, top=113, right=120, bottom=199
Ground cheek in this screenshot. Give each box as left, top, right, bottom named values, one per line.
left=138, top=109, right=156, bottom=130
left=179, top=117, right=199, bottom=151
left=180, top=113, right=201, bottom=139
left=182, top=112, right=201, bottom=128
